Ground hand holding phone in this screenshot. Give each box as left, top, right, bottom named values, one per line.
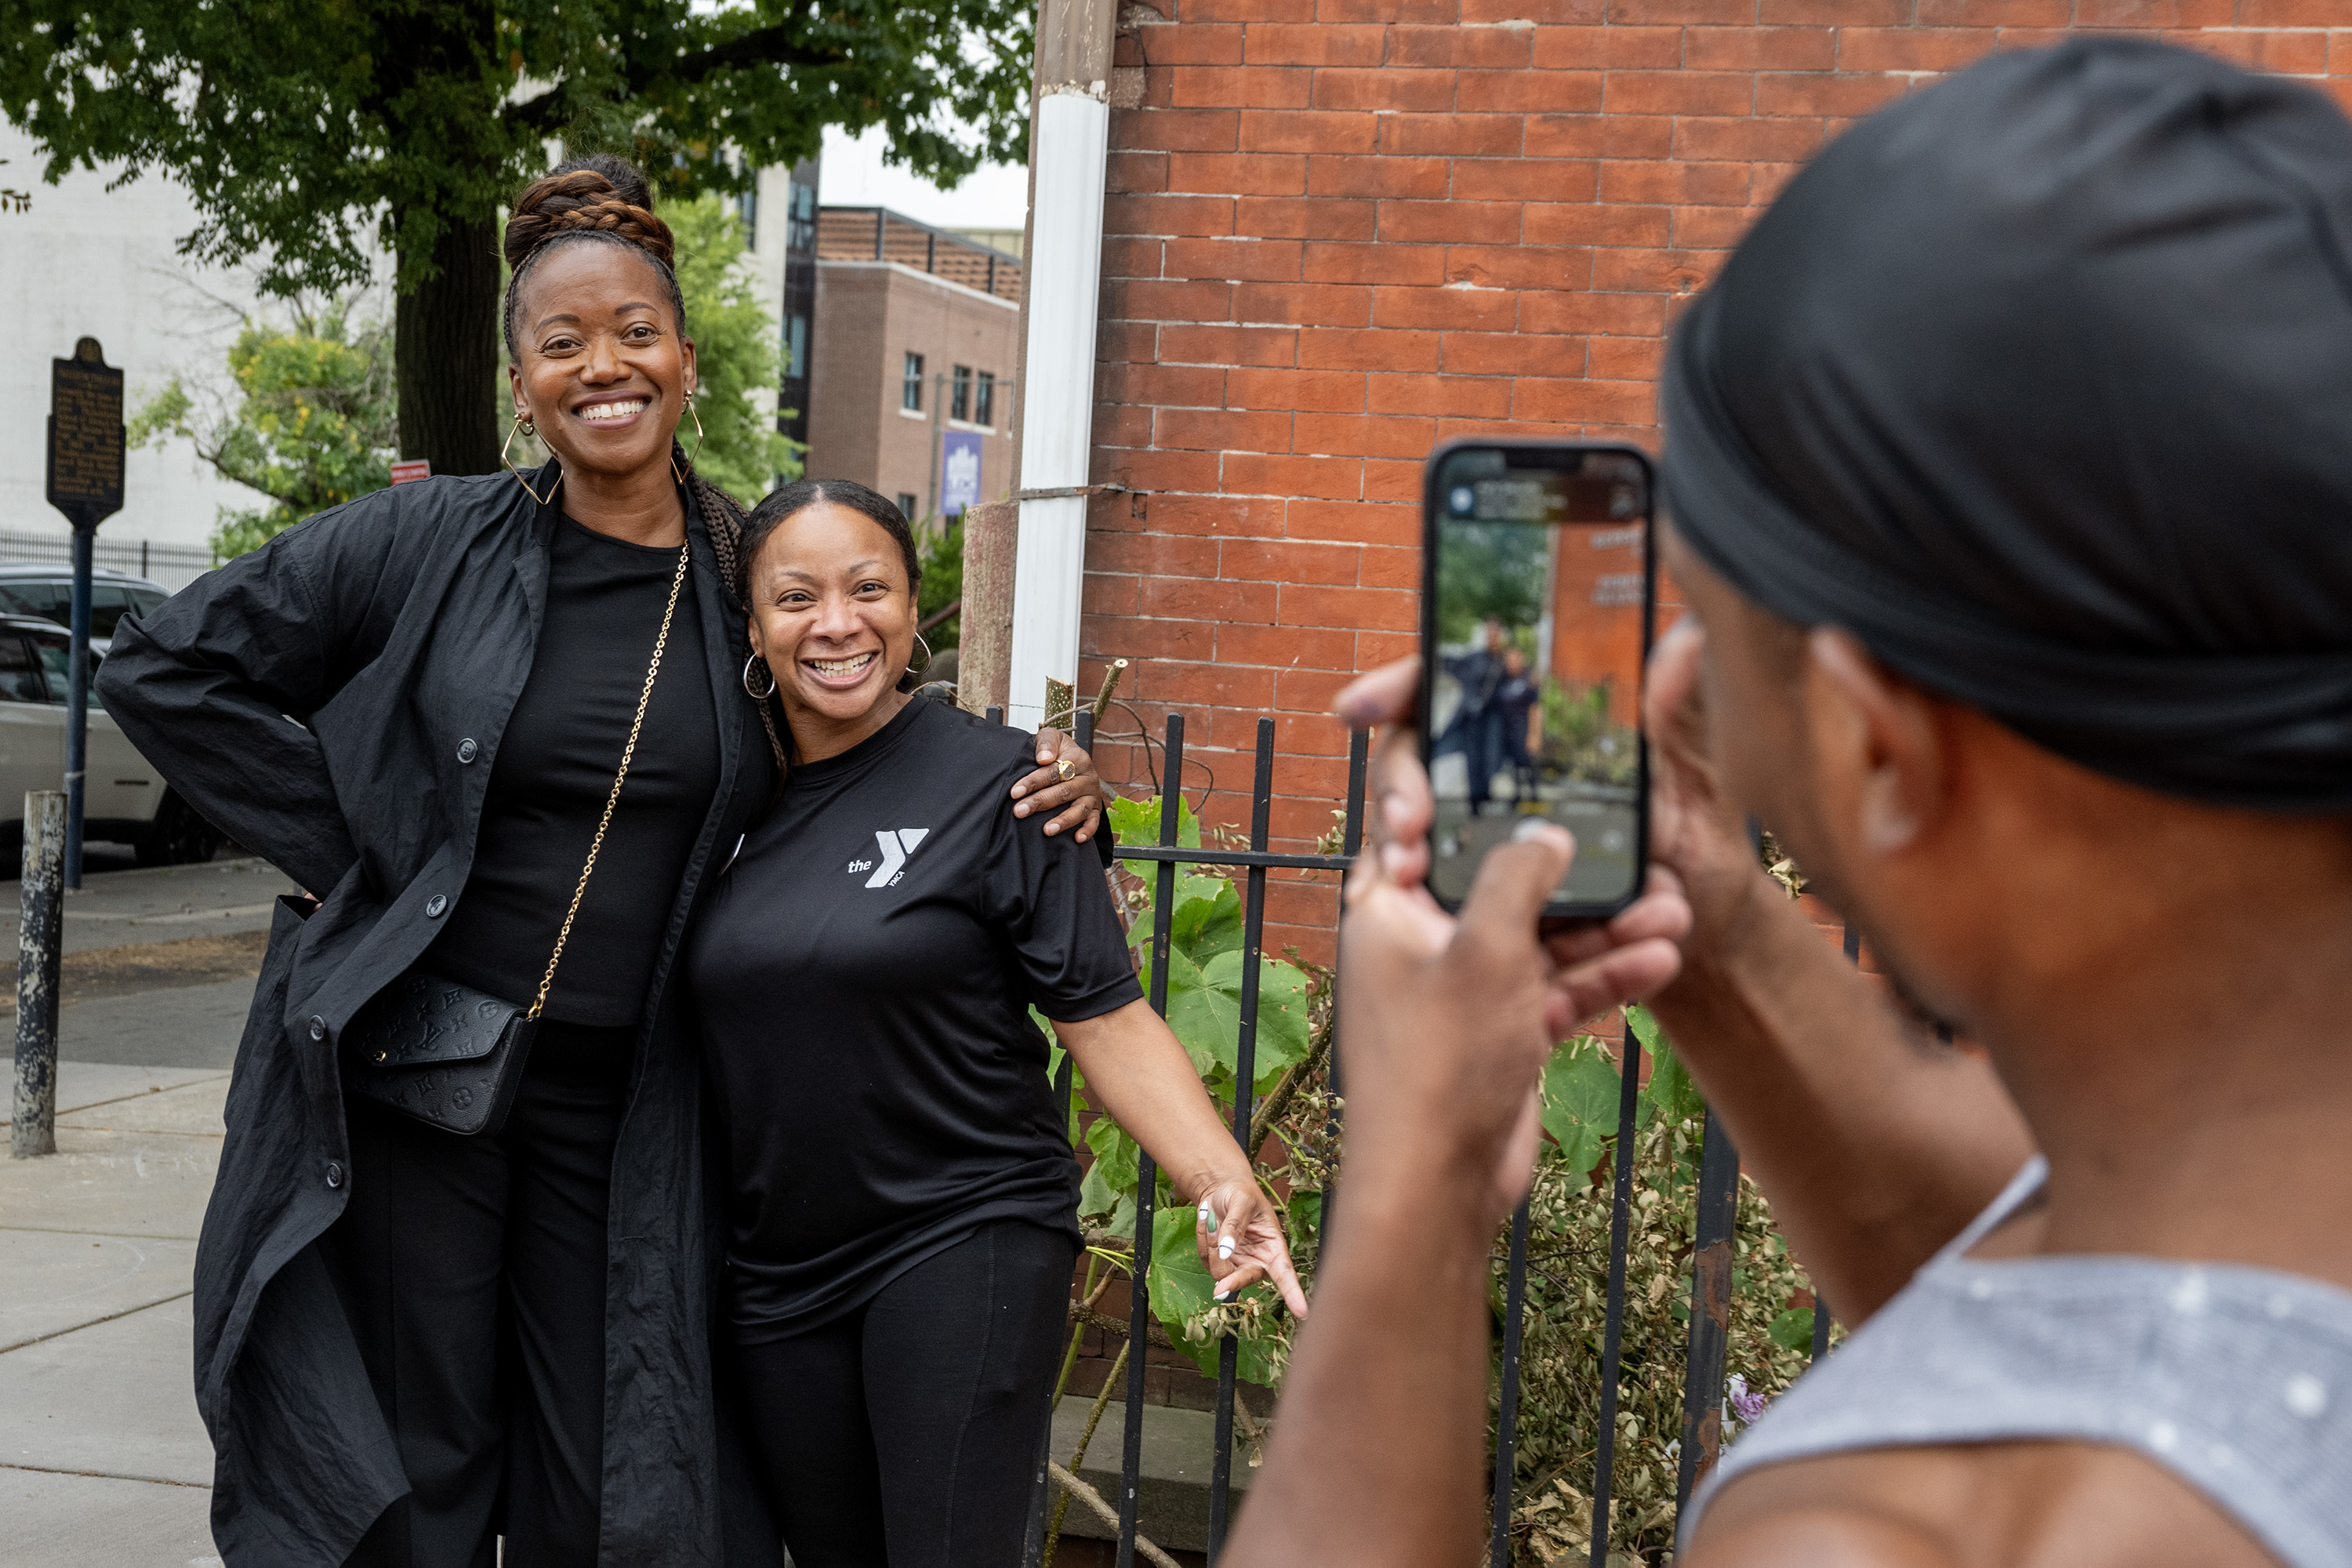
left=1417, top=441, right=1654, bottom=920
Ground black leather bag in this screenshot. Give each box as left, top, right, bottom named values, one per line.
left=343, top=534, right=691, bottom=1138
left=345, top=971, right=542, bottom=1137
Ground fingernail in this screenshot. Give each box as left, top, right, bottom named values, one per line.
left=1381, top=842, right=1409, bottom=876
left=1198, top=1202, right=1214, bottom=1222
left=1218, top=1236, right=1236, bottom=1261
left=1513, top=817, right=1568, bottom=846
left=1213, top=1287, right=1232, bottom=1301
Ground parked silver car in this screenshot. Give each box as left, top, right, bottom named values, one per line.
left=0, top=564, right=172, bottom=655
left=0, top=614, right=220, bottom=864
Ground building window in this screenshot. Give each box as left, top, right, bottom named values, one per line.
left=783, top=314, right=808, bottom=379
left=787, top=180, right=817, bottom=252
left=902, top=353, right=924, bottom=412
left=975, top=371, right=996, bottom=429
left=951, top=365, right=971, bottom=423
left=895, top=492, right=920, bottom=521
left=736, top=181, right=758, bottom=251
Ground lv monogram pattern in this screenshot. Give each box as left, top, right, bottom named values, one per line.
left=362, top=971, right=519, bottom=1066
left=345, top=969, right=539, bottom=1138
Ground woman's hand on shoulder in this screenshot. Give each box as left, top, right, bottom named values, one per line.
left=1196, top=1176, right=1311, bottom=1319
left=1011, top=728, right=1106, bottom=843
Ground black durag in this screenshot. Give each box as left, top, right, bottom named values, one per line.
left=1661, top=38, right=2352, bottom=811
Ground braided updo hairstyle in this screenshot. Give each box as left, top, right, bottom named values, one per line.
left=503, top=154, right=789, bottom=780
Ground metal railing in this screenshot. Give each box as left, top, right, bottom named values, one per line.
left=0, top=529, right=216, bottom=592
left=816, top=206, right=1025, bottom=302
left=993, top=704, right=1805, bottom=1567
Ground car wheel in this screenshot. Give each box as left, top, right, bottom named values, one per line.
left=136, top=794, right=222, bottom=867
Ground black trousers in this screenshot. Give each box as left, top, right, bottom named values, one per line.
left=325, top=1022, right=634, bottom=1567
left=735, top=1221, right=1077, bottom=1568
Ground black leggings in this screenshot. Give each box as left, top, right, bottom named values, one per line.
left=735, top=1221, right=1077, bottom=1568
left=325, top=1022, right=633, bottom=1567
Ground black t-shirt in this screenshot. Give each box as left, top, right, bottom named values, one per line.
left=686, top=696, right=1142, bottom=1340
left=429, top=515, right=720, bottom=1026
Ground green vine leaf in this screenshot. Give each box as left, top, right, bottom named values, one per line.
left=1539, top=1036, right=1621, bottom=1192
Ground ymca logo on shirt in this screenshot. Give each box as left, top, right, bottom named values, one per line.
left=845, top=829, right=930, bottom=888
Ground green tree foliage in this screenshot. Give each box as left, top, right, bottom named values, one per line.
left=669, top=193, right=800, bottom=502
left=128, top=307, right=397, bottom=560
left=0, top=0, right=1033, bottom=474
left=919, top=519, right=964, bottom=652
left=1438, top=519, right=1551, bottom=644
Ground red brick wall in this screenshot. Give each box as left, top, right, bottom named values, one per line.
left=1076, top=0, right=2348, bottom=957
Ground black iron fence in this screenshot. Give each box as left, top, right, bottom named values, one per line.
left=1000, top=704, right=1809, bottom=1567
left=0, top=529, right=218, bottom=593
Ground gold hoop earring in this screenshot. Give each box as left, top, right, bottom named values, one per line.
left=502, top=416, right=557, bottom=508
left=908, top=629, right=933, bottom=678
left=742, top=652, right=776, bottom=700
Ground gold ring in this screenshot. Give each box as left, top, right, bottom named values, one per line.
left=1056, top=757, right=1076, bottom=782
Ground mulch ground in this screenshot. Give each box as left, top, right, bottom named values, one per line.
left=0, top=927, right=270, bottom=1015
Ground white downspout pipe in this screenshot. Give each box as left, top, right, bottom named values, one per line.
left=1006, top=84, right=1109, bottom=731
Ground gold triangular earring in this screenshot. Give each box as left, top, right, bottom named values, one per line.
left=502, top=416, right=558, bottom=507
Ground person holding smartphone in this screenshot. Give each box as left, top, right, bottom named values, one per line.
left=687, top=479, right=1308, bottom=1568
left=1224, top=38, right=2352, bottom=1568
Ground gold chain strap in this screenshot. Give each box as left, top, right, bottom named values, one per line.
left=528, top=537, right=693, bottom=1021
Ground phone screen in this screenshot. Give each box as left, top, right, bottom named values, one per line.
left=1419, top=442, right=1653, bottom=916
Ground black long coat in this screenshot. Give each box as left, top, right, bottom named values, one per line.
left=97, top=464, right=783, bottom=1566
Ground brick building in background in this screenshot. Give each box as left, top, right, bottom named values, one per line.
left=1073, top=0, right=2349, bottom=957
left=804, top=208, right=1025, bottom=521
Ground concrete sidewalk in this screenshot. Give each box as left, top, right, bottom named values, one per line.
left=1, top=864, right=270, bottom=1563
left=2, top=1062, right=229, bottom=1566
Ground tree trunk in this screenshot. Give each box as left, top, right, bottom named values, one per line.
left=395, top=212, right=503, bottom=475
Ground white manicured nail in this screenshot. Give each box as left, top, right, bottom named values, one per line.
left=1218, top=1236, right=1236, bottom=1261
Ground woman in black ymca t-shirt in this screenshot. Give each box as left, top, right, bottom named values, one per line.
left=686, top=480, right=1307, bottom=1568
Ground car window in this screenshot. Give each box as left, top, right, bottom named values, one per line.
left=27, top=633, right=103, bottom=712
left=0, top=634, right=44, bottom=704
left=85, top=585, right=132, bottom=639
left=0, top=583, right=70, bottom=624
left=129, top=588, right=167, bottom=618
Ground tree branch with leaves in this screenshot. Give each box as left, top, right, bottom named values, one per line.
left=0, top=0, right=1034, bottom=477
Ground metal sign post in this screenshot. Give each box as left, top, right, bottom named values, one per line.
left=44, top=337, right=125, bottom=889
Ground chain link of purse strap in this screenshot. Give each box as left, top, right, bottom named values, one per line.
left=528, top=535, right=694, bottom=1022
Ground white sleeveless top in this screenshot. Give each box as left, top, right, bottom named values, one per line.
left=1684, top=1158, right=2352, bottom=1566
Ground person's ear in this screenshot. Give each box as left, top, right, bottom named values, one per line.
left=507, top=363, right=530, bottom=425
left=1802, top=628, right=1948, bottom=856
left=680, top=335, right=698, bottom=399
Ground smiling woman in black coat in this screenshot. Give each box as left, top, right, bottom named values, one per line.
left=95, top=156, right=1104, bottom=1568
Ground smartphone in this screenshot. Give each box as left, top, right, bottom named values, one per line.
left=1417, top=440, right=1654, bottom=920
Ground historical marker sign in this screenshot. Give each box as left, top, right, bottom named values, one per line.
left=45, top=337, right=123, bottom=525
